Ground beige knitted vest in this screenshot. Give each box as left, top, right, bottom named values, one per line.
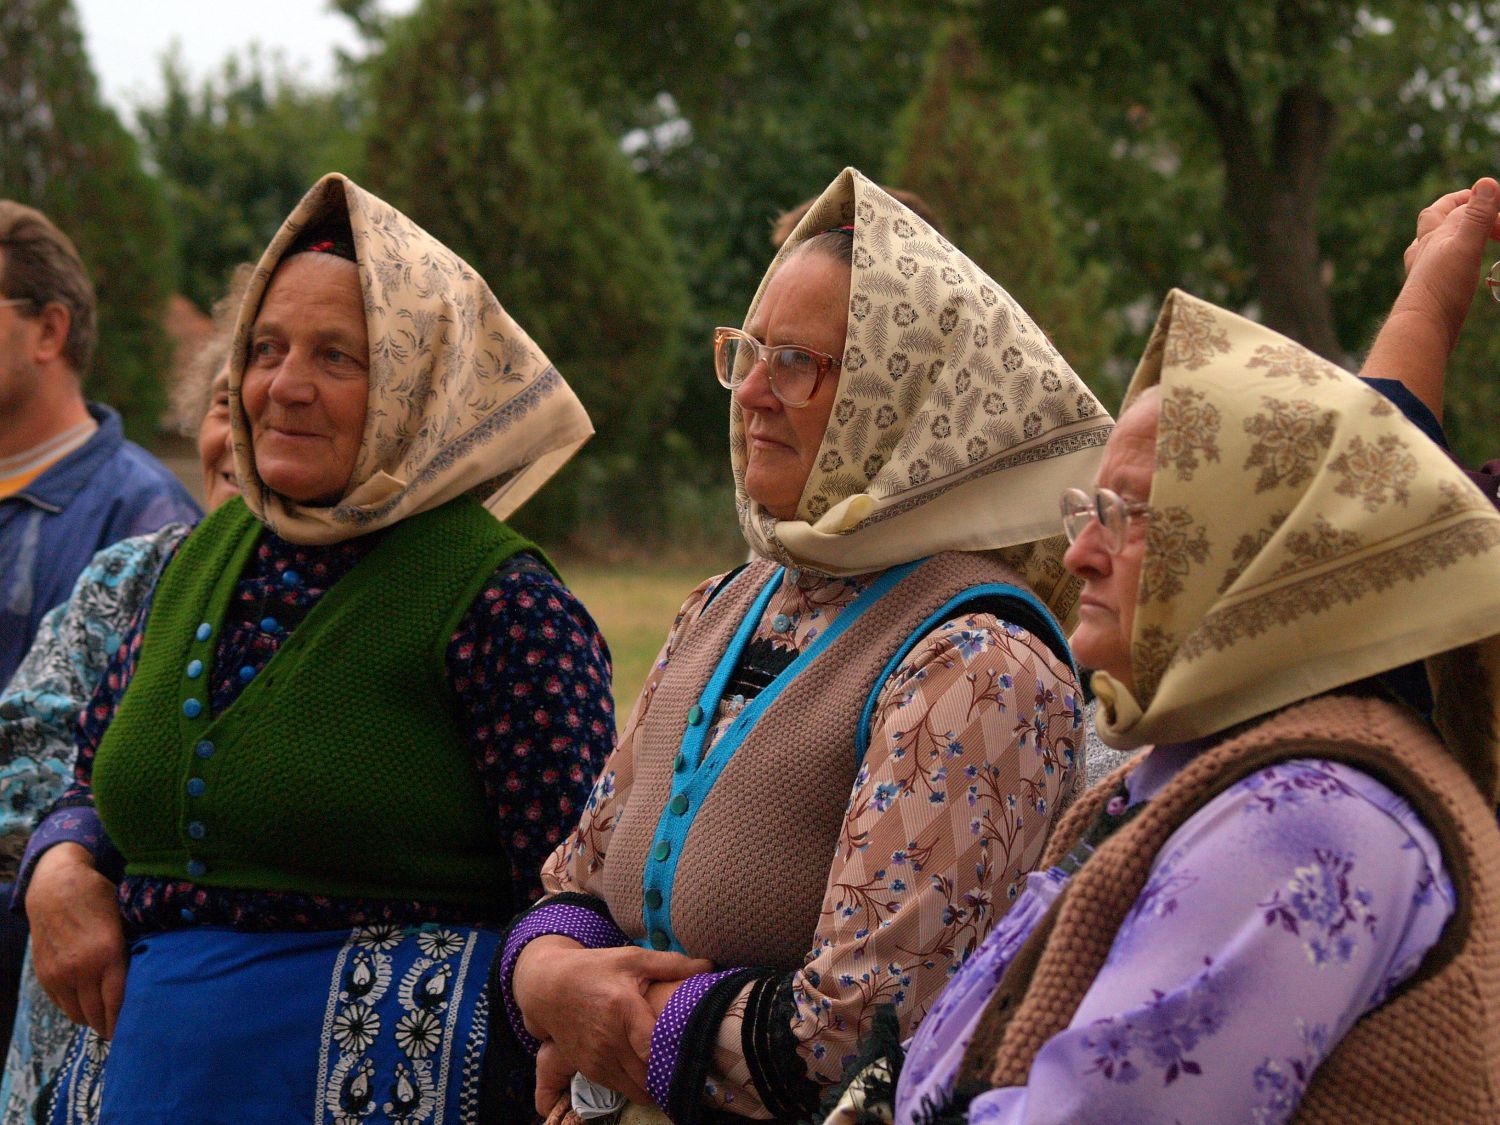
left=603, top=553, right=1051, bottom=970
left=954, top=693, right=1500, bottom=1122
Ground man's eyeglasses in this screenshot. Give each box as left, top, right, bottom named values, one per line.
left=1060, top=486, right=1152, bottom=554
left=713, top=326, right=842, bottom=408
left=1487, top=261, right=1500, bottom=302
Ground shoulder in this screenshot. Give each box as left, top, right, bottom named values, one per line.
left=463, top=554, right=606, bottom=652
left=886, top=609, right=1077, bottom=695
left=74, top=522, right=193, bottom=589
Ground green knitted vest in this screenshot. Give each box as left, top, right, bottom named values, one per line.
left=92, top=494, right=543, bottom=912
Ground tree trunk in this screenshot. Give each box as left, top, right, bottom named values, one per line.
left=1191, top=57, right=1343, bottom=361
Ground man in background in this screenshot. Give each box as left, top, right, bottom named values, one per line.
left=0, top=201, right=199, bottom=689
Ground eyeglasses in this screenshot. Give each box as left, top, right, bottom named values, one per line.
left=1488, top=261, right=1500, bottom=302
left=0, top=298, right=35, bottom=312
left=713, top=326, right=842, bottom=408
left=1060, top=487, right=1153, bottom=554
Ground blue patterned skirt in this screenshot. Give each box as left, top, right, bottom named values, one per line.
left=45, top=923, right=503, bottom=1124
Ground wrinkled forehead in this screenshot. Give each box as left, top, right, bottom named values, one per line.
left=1098, top=389, right=1160, bottom=491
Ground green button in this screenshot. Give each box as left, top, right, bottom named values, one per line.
left=652, top=840, right=671, bottom=862
left=669, top=794, right=689, bottom=815
left=687, top=704, right=703, bottom=726
left=645, top=889, right=663, bottom=909
left=649, top=930, right=670, bottom=950
left=674, top=753, right=686, bottom=772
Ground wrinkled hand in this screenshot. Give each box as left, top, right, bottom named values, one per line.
left=26, top=843, right=126, bottom=1039
left=1398, top=178, right=1500, bottom=351
left=513, top=935, right=712, bottom=1114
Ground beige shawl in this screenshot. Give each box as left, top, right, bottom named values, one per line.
left=734, top=168, right=1113, bottom=622
left=228, top=173, right=593, bottom=544
left=1094, top=289, right=1500, bottom=797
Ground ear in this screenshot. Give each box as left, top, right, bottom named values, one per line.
left=30, top=302, right=72, bottom=366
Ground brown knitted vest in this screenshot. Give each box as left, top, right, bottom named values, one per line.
left=954, top=693, right=1500, bottom=1122
left=603, top=553, right=1050, bottom=970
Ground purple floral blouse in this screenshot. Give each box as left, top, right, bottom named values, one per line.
left=893, top=746, right=1453, bottom=1124
left=16, top=527, right=614, bottom=934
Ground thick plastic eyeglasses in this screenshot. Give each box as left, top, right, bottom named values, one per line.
left=1060, top=487, right=1152, bottom=554
left=713, top=326, right=842, bottom=408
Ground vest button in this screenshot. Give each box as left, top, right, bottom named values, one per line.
left=182, top=698, right=202, bottom=719
left=687, top=704, right=703, bottom=726
left=669, top=794, right=689, bottom=816
left=195, top=623, right=212, bottom=642
left=187, top=821, right=206, bottom=840
left=673, top=753, right=686, bottom=773
left=195, top=740, right=215, bottom=759
left=179, top=908, right=196, bottom=923
left=187, top=778, right=206, bottom=798
left=652, top=840, right=671, bottom=862
left=259, top=616, right=281, bottom=634
left=649, top=930, right=670, bottom=950
left=186, top=659, right=203, bottom=679
left=239, top=665, right=255, bottom=684
left=644, top=889, right=663, bottom=910
left=186, top=859, right=207, bottom=878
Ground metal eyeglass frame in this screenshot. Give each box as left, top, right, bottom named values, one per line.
left=713, top=326, right=843, bottom=408
left=1060, top=486, right=1153, bottom=554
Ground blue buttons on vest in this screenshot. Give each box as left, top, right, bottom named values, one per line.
left=649, top=930, right=670, bottom=951
left=281, top=570, right=302, bottom=588
left=182, top=698, right=203, bottom=719
left=187, top=820, right=207, bottom=840
left=771, top=613, right=792, bottom=634
left=687, top=704, right=703, bottom=726
left=195, top=623, right=212, bottom=642
left=187, top=778, right=206, bottom=798
left=260, top=616, right=280, bottom=634
left=673, top=752, right=686, bottom=773
left=180, top=907, right=196, bottom=923
left=186, top=859, right=207, bottom=878
left=239, top=665, right=255, bottom=683
left=186, top=659, right=203, bottom=679
left=652, top=840, right=671, bottom=862
left=195, top=740, right=215, bottom=759
left=669, top=794, right=689, bottom=815
left=644, top=889, right=663, bottom=910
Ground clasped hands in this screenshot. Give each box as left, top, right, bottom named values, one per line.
left=511, top=934, right=713, bottom=1117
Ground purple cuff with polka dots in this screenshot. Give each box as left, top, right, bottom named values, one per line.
left=646, top=968, right=744, bottom=1110
left=13, top=805, right=113, bottom=913
left=498, top=899, right=630, bottom=1055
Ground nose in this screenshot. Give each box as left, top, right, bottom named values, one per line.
left=1062, top=515, right=1111, bottom=581
left=732, top=354, right=782, bottom=414
left=267, top=350, right=319, bottom=406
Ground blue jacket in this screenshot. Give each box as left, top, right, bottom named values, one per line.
left=0, top=404, right=200, bottom=688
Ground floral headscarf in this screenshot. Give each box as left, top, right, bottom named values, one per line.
left=229, top=173, right=593, bottom=544
left=733, top=168, right=1113, bottom=622
left=1094, top=290, right=1500, bottom=797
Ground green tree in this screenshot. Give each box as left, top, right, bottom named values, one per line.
left=137, top=48, right=363, bottom=314
left=358, top=0, right=690, bottom=538
left=0, top=0, right=175, bottom=436
left=886, top=21, right=1122, bottom=398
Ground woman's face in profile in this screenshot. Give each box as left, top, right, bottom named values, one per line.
left=735, top=249, right=851, bottom=520
left=242, top=253, right=370, bottom=506
left=1063, top=394, right=1159, bottom=693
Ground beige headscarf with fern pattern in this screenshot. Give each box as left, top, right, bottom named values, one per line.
left=734, top=168, right=1114, bottom=623
left=228, top=173, right=593, bottom=544
left=1094, top=290, right=1500, bottom=797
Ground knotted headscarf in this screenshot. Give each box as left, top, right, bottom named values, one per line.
left=228, top=173, right=593, bottom=544
left=1093, top=290, right=1500, bottom=797
left=733, top=168, right=1113, bottom=622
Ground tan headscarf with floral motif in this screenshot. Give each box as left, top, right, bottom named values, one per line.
left=733, top=168, right=1113, bottom=622
left=1094, top=289, right=1500, bottom=797
left=228, top=173, right=593, bottom=544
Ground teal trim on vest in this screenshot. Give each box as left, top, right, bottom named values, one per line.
left=92, top=494, right=541, bottom=909
left=637, top=559, right=923, bottom=953
left=854, top=583, right=1076, bottom=770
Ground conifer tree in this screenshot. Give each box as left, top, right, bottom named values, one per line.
left=0, top=0, right=175, bottom=435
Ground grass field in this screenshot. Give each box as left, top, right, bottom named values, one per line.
left=559, top=553, right=743, bottom=729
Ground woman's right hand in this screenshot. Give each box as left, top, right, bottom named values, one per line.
left=26, top=842, right=126, bottom=1039
left=513, top=934, right=713, bottom=1111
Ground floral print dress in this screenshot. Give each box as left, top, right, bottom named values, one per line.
left=536, top=566, right=1086, bottom=1118
left=893, top=741, right=1453, bottom=1125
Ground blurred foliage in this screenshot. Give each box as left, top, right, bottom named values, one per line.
left=136, top=48, right=362, bottom=314
left=0, top=0, right=174, bottom=440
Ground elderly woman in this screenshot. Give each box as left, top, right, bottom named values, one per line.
left=0, top=265, right=251, bottom=1121
left=853, top=291, right=1500, bottom=1124
left=503, top=169, right=1113, bottom=1124
left=18, top=175, right=612, bottom=1122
